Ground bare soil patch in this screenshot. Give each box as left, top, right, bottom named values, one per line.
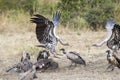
left=0, top=30, right=120, bottom=80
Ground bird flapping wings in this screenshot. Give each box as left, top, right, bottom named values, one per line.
left=93, top=19, right=120, bottom=50
left=106, top=20, right=120, bottom=50
left=30, top=12, right=61, bottom=45
left=52, top=12, right=61, bottom=27
left=105, top=19, right=116, bottom=29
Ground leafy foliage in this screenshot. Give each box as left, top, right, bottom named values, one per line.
left=58, top=0, right=116, bottom=30
left=84, top=0, right=115, bottom=30
left=58, top=0, right=81, bottom=27
left=0, top=0, right=38, bottom=15
left=0, top=0, right=120, bottom=30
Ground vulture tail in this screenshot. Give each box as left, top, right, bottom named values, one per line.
left=78, top=56, right=86, bottom=66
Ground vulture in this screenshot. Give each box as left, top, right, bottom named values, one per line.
left=21, top=51, right=31, bottom=62
left=19, top=58, right=59, bottom=80
left=34, top=59, right=59, bottom=71
left=19, top=65, right=37, bottom=80
left=60, top=48, right=86, bottom=67
left=6, top=51, right=33, bottom=72
left=37, top=50, right=50, bottom=61
left=106, top=50, right=120, bottom=71
left=93, top=19, right=120, bottom=52
left=31, top=11, right=69, bottom=55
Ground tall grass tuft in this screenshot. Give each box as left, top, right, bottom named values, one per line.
left=1, top=0, right=120, bottom=32
left=0, top=10, right=34, bottom=33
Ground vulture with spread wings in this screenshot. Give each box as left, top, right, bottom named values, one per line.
left=93, top=19, right=120, bottom=52
left=31, top=12, right=69, bottom=55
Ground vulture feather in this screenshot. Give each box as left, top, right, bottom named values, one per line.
left=31, top=12, right=68, bottom=54
left=93, top=19, right=120, bottom=51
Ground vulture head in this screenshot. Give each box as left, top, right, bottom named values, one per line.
left=21, top=51, right=31, bottom=62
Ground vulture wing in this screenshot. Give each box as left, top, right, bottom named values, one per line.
left=31, top=14, right=54, bottom=44
left=106, top=20, right=120, bottom=50
left=92, top=19, right=115, bottom=47
left=31, top=12, right=61, bottom=45
left=52, top=11, right=61, bottom=27
left=68, top=52, right=86, bottom=65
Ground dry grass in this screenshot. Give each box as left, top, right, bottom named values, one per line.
left=1, top=29, right=120, bottom=80
left=0, top=11, right=34, bottom=33
left=0, top=13, right=120, bottom=80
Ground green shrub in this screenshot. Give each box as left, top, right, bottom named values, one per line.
left=0, top=0, right=120, bottom=30
left=84, top=0, right=115, bottom=30
left=58, top=0, right=81, bottom=26
left=58, top=0, right=116, bottom=30
left=0, top=0, right=38, bottom=15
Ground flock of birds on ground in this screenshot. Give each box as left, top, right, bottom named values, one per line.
left=6, top=11, right=120, bottom=80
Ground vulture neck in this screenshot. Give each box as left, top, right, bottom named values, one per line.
left=53, top=27, right=59, bottom=39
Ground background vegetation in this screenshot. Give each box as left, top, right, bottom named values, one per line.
left=1, top=1, right=120, bottom=80
left=0, top=0, right=120, bottom=32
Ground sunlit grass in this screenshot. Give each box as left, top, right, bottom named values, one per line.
left=0, top=10, right=34, bottom=33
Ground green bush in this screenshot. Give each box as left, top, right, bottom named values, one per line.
left=0, top=0, right=120, bottom=30
left=58, top=0, right=117, bottom=30
left=58, top=0, right=81, bottom=26
left=84, top=0, right=114, bottom=30
left=0, top=0, right=38, bottom=15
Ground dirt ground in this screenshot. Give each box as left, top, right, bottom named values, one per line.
left=0, top=30, right=120, bottom=80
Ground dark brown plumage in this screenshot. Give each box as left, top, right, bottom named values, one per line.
left=31, top=12, right=69, bottom=56
left=31, top=14, right=52, bottom=44
left=37, top=50, right=50, bottom=61
left=106, top=50, right=120, bottom=71
left=107, top=24, right=120, bottom=51
left=31, top=12, right=59, bottom=48
left=21, top=51, right=31, bottom=62
left=6, top=52, right=33, bottom=72
left=34, top=59, right=58, bottom=71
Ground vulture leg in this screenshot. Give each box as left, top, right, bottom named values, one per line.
left=53, top=50, right=63, bottom=56
left=36, top=44, right=61, bottom=58
left=50, top=47, right=62, bottom=58
left=50, top=50, right=61, bottom=58
left=53, top=54, right=61, bottom=59
left=69, top=61, right=74, bottom=68
left=111, top=66, right=114, bottom=71
left=74, top=63, right=77, bottom=67
left=69, top=62, right=76, bottom=69
left=106, top=64, right=112, bottom=71
left=106, top=64, right=114, bottom=71
left=58, top=39, right=69, bottom=46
